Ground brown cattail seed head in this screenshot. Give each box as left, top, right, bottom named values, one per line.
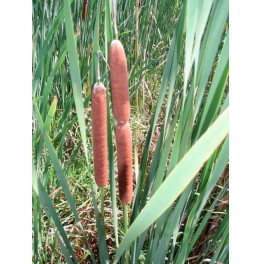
left=91, top=83, right=108, bottom=187
left=115, top=122, right=133, bottom=204
left=109, top=40, right=130, bottom=123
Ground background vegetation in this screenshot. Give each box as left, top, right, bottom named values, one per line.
left=32, top=0, right=229, bottom=263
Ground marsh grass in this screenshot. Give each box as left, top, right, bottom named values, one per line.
left=32, top=0, right=229, bottom=263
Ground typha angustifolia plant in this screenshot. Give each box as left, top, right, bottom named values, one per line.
left=109, top=0, right=133, bottom=262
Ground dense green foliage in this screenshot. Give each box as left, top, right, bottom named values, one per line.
left=32, top=0, right=229, bottom=263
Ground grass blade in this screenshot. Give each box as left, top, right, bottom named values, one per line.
left=194, top=0, right=228, bottom=117
left=64, top=0, right=89, bottom=163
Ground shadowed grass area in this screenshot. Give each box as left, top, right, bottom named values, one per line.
left=32, top=0, right=229, bottom=263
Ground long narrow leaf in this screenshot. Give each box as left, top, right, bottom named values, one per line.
left=64, top=0, right=89, bottom=163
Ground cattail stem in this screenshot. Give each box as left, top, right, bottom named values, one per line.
left=135, top=0, right=140, bottom=111
left=134, top=135, right=139, bottom=184
left=134, top=1, right=140, bottom=186
left=100, top=187, right=105, bottom=225
left=112, top=0, right=118, bottom=39
left=123, top=204, right=128, bottom=233
left=135, top=0, right=139, bottom=61
left=97, top=50, right=101, bottom=83
left=123, top=204, right=130, bottom=263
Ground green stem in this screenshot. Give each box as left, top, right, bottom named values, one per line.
left=123, top=204, right=129, bottom=233
left=100, top=187, right=105, bottom=225
left=134, top=135, right=139, bottom=184
left=123, top=204, right=130, bottom=263
left=135, top=0, right=139, bottom=61
left=135, top=0, right=140, bottom=110
left=112, top=0, right=118, bottom=39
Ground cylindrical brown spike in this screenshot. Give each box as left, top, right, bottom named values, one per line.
left=109, top=40, right=130, bottom=123
left=115, top=122, right=133, bottom=204
left=82, top=0, right=88, bottom=21
left=91, top=83, right=108, bottom=187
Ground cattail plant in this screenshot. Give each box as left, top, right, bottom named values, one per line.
left=109, top=4, right=134, bottom=262
left=91, top=83, right=108, bottom=188
left=110, top=38, right=133, bottom=264
left=110, top=10, right=133, bottom=264
left=110, top=36, right=133, bottom=263
left=109, top=39, right=133, bottom=205
left=110, top=32, right=133, bottom=205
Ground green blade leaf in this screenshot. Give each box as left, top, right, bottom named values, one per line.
left=64, top=0, right=88, bottom=163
